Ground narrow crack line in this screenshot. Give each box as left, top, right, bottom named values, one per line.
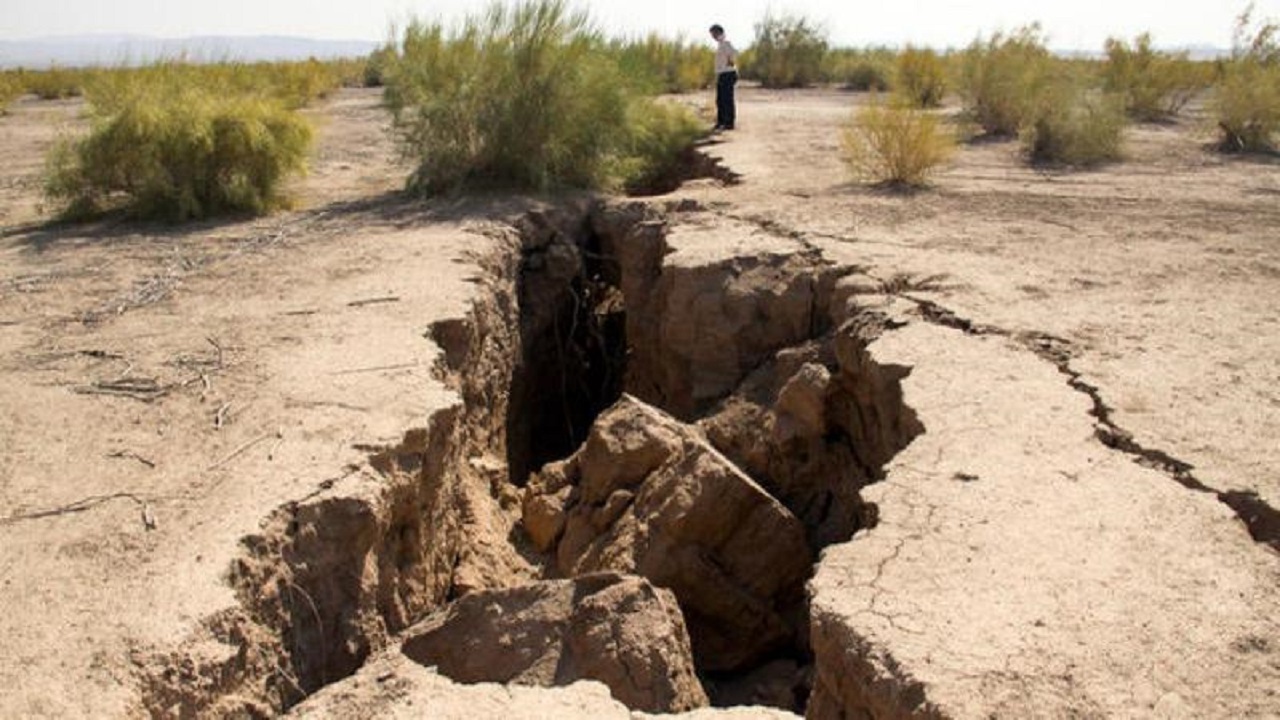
left=709, top=210, right=823, bottom=255
left=863, top=502, right=936, bottom=636
left=897, top=294, right=1280, bottom=554
left=710, top=209, right=919, bottom=250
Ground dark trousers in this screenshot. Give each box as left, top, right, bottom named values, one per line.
left=716, top=70, right=737, bottom=128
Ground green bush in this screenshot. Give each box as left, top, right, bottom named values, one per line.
left=823, top=48, right=894, bottom=91
left=85, top=61, right=341, bottom=113
left=382, top=0, right=704, bottom=195
left=896, top=46, right=947, bottom=107
left=841, top=97, right=956, bottom=186
left=264, top=59, right=343, bottom=107
left=45, top=71, right=312, bottom=221
left=363, top=46, right=396, bottom=87
left=611, top=34, right=713, bottom=94
left=1021, top=73, right=1126, bottom=166
left=1103, top=33, right=1212, bottom=120
left=1214, top=8, right=1280, bottom=152
left=615, top=99, right=706, bottom=193
left=0, top=72, right=22, bottom=114
left=748, top=13, right=829, bottom=88
left=957, top=26, right=1051, bottom=136
left=22, top=66, right=89, bottom=100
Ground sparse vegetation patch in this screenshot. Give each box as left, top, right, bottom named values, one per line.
left=1214, top=6, right=1280, bottom=152
left=896, top=46, right=948, bottom=107
left=957, top=26, right=1051, bottom=136
left=746, top=13, right=829, bottom=88
left=1103, top=33, right=1211, bottom=121
left=45, top=67, right=312, bottom=221
left=382, top=0, right=705, bottom=195
left=841, top=97, right=956, bottom=187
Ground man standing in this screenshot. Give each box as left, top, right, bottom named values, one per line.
left=710, top=24, right=738, bottom=131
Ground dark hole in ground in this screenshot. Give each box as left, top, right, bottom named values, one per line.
left=506, top=222, right=628, bottom=485
left=624, top=146, right=742, bottom=197
left=504, top=208, right=921, bottom=715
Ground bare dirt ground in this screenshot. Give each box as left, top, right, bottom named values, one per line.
left=0, top=86, right=1277, bottom=717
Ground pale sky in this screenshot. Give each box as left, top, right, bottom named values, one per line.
left=3, top=0, right=1278, bottom=50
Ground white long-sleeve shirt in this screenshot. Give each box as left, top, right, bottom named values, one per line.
left=715, top=38, right=738, bottom=75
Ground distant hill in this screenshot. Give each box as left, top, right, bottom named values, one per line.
left=0, top=35, right=380, bottom=69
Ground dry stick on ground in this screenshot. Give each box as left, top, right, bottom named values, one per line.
left=215, top=402, right=232, bottom=429
left=206, top=336, right=224, bottom=366
left=74, top=377, right=170, bottom=402
left=107, top=449, right=156, bottom=469
left=78, top=349, right=125, bottom=361
left=206, top=429, right=283, bottom=471
left=329, top=362, right=419, bottom=376
left=346, top=296, right=401, bottom=308
left=0, top=491, right=156, bottom=531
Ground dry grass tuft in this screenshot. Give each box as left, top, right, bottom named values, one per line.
left=1214, top=7, right=1280, bottom=153
left=841, top=98, right=956, bottom=188
left=45, top=67, right=312, bottom=221
left=896, top=46, right=948, bottom=108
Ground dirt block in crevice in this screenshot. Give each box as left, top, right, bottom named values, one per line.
left=701, top=320, right=923, bottom=550
left=400, top=572, right=709, bottom=713
left=524, top=395, right=813, bottom=673
left=594, top=202, right=845, bottom=421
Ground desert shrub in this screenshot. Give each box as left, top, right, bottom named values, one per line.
left=823, top=48, right=894, bottom=90
left=1020, top=72, right=1126, bottom=166
left=1214, top=7, right=1280, bottom=152
left=841, top=97, right=956, bottom=187
left=896, top=46, right=947, bottom=107
left=45, top=70, right=312, bottom=221
left=383, top=0, right=704, bottom=195
left=957, top=26, right=1051, bottom=136
left=1103, top=33, right=1212, bottom=120
left=611, top=34, right=713, bottom=94
left=22, top=66, right=89, bottom=100
left=749, top=13, right=829, bottom=88
left=0, top=72, right=22, bottom=114
left=323, top=58, right=369, bottom=88
left=261, top=59, right=343, bottom=107
left=87, top=60, right=341, bottom=112
left=363, top=46, right=396, bottom=87
left=614, top=99, right=706, bottom=193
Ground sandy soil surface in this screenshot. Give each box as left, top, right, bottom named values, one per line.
left=693, top=88, right=1280, bottom=513
left=0, top=85, right=1277, bottom=717
left=0, top=88, right=483, bottom=716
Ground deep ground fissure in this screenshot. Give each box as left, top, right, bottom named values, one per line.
left=499, top=203, right=922, bottom=712
left=139, top=200, right=923, bottom=717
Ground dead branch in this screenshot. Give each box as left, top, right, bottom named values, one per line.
left=107, top=450, right=156, bottom=469
left=329, top=362, right=418, bottom=376
left=74, top=377, right=169, bottom=402
left=215, top=402, right=232, bottom=429
left=206, top=429, right=282, bottom=471
left=206, top=337, right=224, bottom=368
left=78, top=349, right=125, bottom=361
left=0, top=492, right=149, bottom=527
left=347, top=296, right=401, bottom=308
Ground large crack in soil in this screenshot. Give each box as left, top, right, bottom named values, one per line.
left=904, top=294, right=1280, bottom=553
left=484, top=199, right=923, bottom=712
left=138, top=198, right=925, bottom=717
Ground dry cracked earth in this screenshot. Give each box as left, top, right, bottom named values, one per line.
left=0, top=87, right=1277, bottom=719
